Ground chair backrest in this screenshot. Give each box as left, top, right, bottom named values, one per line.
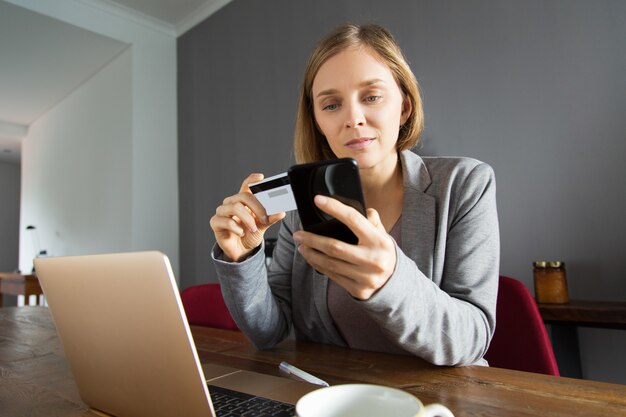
left=484, top=275, right=560, bottom=376
left=180, top=283, right=239, bottom=331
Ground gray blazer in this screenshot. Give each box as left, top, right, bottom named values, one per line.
left=213, top=150, right=500, bottom=366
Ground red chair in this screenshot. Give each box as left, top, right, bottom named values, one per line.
left=485, top=275, right=560, bottom=376
left=180, top=283, right=239, bottom=331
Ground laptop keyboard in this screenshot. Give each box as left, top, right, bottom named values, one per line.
left=208, top=385, right=295, bottom=417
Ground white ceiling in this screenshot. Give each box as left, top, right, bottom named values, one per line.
left=0, top=0, right=229, bottom=164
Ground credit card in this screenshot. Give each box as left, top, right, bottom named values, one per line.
left=249, top=172, right=297, bottom=215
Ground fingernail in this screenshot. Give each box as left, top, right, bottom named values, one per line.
left=293, top=233, right=303, bottom=243
left=262, top=216, right=269, bottom=225
left=249, top=225, right=258, bottom=233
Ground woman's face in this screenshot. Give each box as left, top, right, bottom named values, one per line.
left=311, top=47, right=410, bottom=172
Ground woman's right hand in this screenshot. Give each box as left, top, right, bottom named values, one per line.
left=210, top=173, right=286, bottom=262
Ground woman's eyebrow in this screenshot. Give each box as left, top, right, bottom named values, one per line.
left=316, top=88, right=339, bottom=98
left=315, top=79, right=387, bottom=98
left=360, top=78, right=386, bottom=88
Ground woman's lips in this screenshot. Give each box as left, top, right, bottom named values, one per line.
left=345, top=137, right=375, bottom=150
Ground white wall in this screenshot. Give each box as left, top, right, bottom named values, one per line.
left=12, top=0, right=179, bottom=275
left=20, top=48, right=132, bottom=265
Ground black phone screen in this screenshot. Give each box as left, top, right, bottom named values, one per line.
left=288, top=158, right=366, bottom=244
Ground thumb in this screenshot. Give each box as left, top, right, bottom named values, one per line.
left=259, top=211, right=286, bottom=233
left=366, top=208, right=386, bottom=232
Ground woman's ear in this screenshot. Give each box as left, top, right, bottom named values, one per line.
left=400, top=95, right=412, bottom=126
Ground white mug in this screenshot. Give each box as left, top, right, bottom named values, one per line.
left=296, top=384, right=454, bottom=417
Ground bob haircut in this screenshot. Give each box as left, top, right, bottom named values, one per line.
left=294, top=23, right=424, bottom=164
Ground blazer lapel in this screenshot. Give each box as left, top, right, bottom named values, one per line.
left=400, top=151, right=436, bottom=279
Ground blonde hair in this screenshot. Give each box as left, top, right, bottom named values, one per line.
left=294, top=24, right=424, bottom=164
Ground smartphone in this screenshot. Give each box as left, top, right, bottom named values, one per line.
left=288, top=158, right=366, bottom=244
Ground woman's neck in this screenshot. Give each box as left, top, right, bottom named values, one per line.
left=360, top=153, right=404, bottom=230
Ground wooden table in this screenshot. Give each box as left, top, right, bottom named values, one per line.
left=1, top=307, right=625, bottom=417
left=538, top=300, right=626, bottom=330
left=0, top=273, right=43, bottom=307
left=538, top=299, right=626, bottom=378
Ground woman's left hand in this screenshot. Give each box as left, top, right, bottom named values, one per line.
left=293, top=195, right=397, bottom=300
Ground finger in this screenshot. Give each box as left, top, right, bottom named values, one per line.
left=297, top=244, right=372, bottom=299
left=223, top=192, right=269, bottom=226
left=366, top=208, right=386, bottom=232
left=240, top=173, right=265, bottom=193
left=265, top=211, right=286, bottom=227
left=210, top=214, right=245, bottom=237
left=294, top=225, right=393, bottom=280
left=314, top=195, right=373, bottom=242
left=216, top=200, right=258, bottom=233
left=295, top=221, right=380, bottom=270
left=297, top=243, right=355, bottom=280
left=240, top=174, right=272, bottom=224
left=295, top=231, right=372, bottom=279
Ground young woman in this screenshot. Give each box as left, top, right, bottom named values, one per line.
left=210, top=24, right=499, bottom=366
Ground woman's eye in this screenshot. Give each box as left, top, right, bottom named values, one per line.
left=323, top=103, right=339, bottom=111
left=365, top=95, right=382, bottom=103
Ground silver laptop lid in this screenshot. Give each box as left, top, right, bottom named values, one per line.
left=35, top=251, right=215, bottom=417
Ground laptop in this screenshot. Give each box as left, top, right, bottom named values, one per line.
left=34, top=251, right=316, bottom=417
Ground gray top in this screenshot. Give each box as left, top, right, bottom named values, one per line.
left=327, top=216, right=406, bottom=355
left=212, top=150, right=500, bottom=366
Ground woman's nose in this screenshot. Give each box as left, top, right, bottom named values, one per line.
left=345, top=103, right=365, bottom=128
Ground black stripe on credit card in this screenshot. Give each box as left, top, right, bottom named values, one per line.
left=249, top=176, right=290, bottom=193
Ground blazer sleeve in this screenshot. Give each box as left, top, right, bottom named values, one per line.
left=360, top=162, right=499, bottom=366
left=211, top=219, right=296, bottom=349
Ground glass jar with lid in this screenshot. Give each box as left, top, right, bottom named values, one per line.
left=533, top=261, right=569, bottom=303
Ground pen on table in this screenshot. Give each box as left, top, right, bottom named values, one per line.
left=279, top=361, right=329, bottom=387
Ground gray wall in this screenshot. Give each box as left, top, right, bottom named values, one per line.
left=0, top=161, right=20, bottom=270
left=178, top=0, right=626, bottom=383
left=0, top=161, right=20, bottom=306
